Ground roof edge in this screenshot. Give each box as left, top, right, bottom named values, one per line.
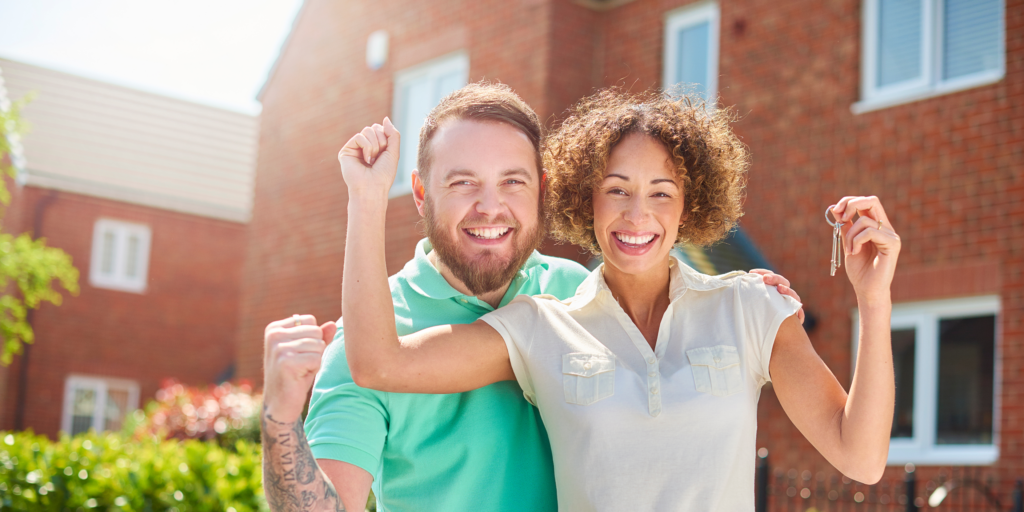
left=256, top=0, right=310, bottom=102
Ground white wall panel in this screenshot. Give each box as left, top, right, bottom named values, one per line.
left=0, top=58, right=257, bottom=222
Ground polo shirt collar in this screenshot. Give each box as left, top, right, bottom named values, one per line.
left=569, top=256, right=734, bottom=310
left=402, top=238, right=550, bottom=303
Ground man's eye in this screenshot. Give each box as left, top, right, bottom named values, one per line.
left=506, top=179, right=525, bottom=185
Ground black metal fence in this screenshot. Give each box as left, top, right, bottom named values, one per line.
left=755, top=453, right=1024, bottom=512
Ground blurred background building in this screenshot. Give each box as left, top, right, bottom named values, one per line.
left=237, top=0, right=1021, bottom=482
left=0, top=57, right=258, bottom=437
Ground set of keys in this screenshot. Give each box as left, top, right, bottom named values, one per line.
left=826, top=206, right=843, bottom=276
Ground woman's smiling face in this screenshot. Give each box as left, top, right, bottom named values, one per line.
left=592, top=133, right=686, bottom=277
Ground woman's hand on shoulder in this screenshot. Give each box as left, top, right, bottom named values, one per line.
left=831, top=196, right=901, bottom=305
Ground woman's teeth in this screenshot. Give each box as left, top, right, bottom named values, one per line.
left=466, top=227, right=511, bottom=239
left=615, top=233, right=655, bottom=245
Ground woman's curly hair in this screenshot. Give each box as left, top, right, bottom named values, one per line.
left=544, top=88, right=749, bottom=254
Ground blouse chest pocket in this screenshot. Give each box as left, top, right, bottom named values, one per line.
left=686, top=345, right=742, bottom=397
left=562, top=353, right=615, bottom=406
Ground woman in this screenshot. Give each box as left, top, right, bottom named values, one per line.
left=339, top=90, right=900, bottom=511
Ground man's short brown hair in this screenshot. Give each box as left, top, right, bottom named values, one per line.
left=544, top=88, right=749, bottom=254
left=417, top=82, right=543, bottom=182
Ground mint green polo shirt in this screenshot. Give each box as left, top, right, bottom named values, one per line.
left=305, top=238, right=590, bottom=512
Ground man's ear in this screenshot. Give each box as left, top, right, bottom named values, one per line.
left=412, top=170, right=427, bottom=217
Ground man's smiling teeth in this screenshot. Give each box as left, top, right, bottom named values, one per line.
left=466, top=227, right=511, bottom=239
left=615, top=233, right=655, bottom=245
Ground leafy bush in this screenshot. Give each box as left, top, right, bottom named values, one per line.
left=129, top=379, right=261, bottom=449
left=0, top=429, right=267, bottom=511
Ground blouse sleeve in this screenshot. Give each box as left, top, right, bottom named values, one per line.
left=735, top=275, right=803, bottom=385
left=480, top=295, right=542, bottom=405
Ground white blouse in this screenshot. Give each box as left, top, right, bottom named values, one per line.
left=481, top=258, right=801, bottom=511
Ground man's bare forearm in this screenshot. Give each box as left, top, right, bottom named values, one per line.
left=261, top=405, right=346, bottom=512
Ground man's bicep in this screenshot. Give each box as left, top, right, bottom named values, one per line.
left=319, top=459, right=374, bottom=511
left=307, top=340, right=389, bottom=475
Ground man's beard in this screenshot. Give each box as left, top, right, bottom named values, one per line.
left=424, top=199, right=545, bottom=296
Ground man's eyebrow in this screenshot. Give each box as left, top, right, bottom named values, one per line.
left=501, top=168, right=533, bottom=179
left=442, top=169, right=478, bottom=181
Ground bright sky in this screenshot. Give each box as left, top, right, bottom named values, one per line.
left=0, top=0, right=304, bottom=115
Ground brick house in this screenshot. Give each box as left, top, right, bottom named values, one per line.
left=240, top=0, right=1021, bottom=486
left=0, top=58, right=258, bottom=437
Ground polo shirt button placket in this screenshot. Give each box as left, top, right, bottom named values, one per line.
left=646, top=357, right=661, bottom=417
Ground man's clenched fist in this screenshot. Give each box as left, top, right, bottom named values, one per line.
left=263, top=315, right=338, bottom=424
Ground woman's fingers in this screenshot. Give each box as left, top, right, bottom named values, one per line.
left=849, top=222, right=901, bottom=258
left=360, top=126, right=381, bottom=165
left=372, top=124, right=388, bottom=155
left=833, top=196, right=891, bottom=227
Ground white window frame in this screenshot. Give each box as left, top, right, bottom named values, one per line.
left=89, top=218, right=151, bottom=293
left=662, top=2, right=720, bottom=103
left=390, top=51, right=470, bottom=197
left=852, top=295, right=1001, bottom=465
left=854, top=0, right=1006, bottom=114
left=60, top=375, right=140, bottom=435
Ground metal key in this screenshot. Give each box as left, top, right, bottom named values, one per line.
left=826, top=207, right=843, bottom=276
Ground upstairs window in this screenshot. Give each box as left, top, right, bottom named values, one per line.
left=856, top=0, right=1005, bottom=112
left=89, top=219, right=151, bottom=293
left=391, top=52, right=469, bottom=196
left=854, top=296, right=1000, bottom=465
left=61, top=375, right=139, bottom=436
left=663, top=2, right=719, bottom=103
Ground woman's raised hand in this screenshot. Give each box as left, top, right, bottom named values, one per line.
left=339, top=118, right=401, bottom=198
left=831, top=196, right=901, bottom=304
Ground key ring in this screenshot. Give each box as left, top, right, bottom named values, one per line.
left=825, top=206, right=842, bottom=227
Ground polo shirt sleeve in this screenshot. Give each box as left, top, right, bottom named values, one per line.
left=304, top=322, right=389, bottom=476
left=736, top=275, right=803, bottom=386
left=479, top=295, right=540, bottom=405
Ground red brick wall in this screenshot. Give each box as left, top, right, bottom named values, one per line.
left=0, top=186, right=245, bottom=437
left=242, top=0, right=1024, bottom=478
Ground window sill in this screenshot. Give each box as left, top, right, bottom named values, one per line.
left=851, top=71, right=1004, bottom=115
left=887, top=443, right=999, bottom=466
left=89, top=278, right=147, bottom=294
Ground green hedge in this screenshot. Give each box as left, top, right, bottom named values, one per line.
left=0, top=430, right=267, bottom=511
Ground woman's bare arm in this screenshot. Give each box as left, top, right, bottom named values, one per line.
left=338, top=120, right=514, bottom=393
left=769, top=196, right=900, bottom=484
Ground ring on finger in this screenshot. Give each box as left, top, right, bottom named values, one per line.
left=292, top=314, right=302, bottom=327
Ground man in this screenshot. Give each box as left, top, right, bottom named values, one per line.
left=261, top=82, right=804, bottom=511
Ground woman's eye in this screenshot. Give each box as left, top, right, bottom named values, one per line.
left=608, top=188, right=627, bottom=195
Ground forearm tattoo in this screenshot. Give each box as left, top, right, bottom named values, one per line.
left=262, top=404, right=347, bottom=511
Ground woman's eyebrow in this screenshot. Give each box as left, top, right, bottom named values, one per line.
left=603, top=173, right=629, bottom=181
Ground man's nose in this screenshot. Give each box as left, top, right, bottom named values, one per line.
left=474, top=186, right=506, bottom=218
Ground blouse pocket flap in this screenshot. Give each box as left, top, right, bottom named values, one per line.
left=562, top=353, right=615, bottom=377
left=686, top=345, right=740, bottom=369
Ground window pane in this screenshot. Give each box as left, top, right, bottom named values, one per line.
left=71, top=388, right=96, bottom=436
left=104, top=388, right=130, bottom=431
left=675, top=21, right=710, bottom=99
left=936, top=315, right=995, bottom=444
left=100, top=231, right=116, bottom=275
left=125, top=235, right=139, bottom=278
left=943, top=0, right=1003, bottom=80
left=877, top=0, right=923, bottom=87
left=397, top=77, right=434, bottom=188
left=891, top=328, right=915, bottom=438
left=435, top=70, right=464, bottom=102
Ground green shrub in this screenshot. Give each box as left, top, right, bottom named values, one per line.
left=0, top=430, right=267, bottom=511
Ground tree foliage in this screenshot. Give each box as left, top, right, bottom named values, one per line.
left=0, top=84, right=80, bottom=364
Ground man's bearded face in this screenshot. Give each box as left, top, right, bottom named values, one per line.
left=418, top=119, right=545, bottom=296
left=424, top=196, right=544, bottom=295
